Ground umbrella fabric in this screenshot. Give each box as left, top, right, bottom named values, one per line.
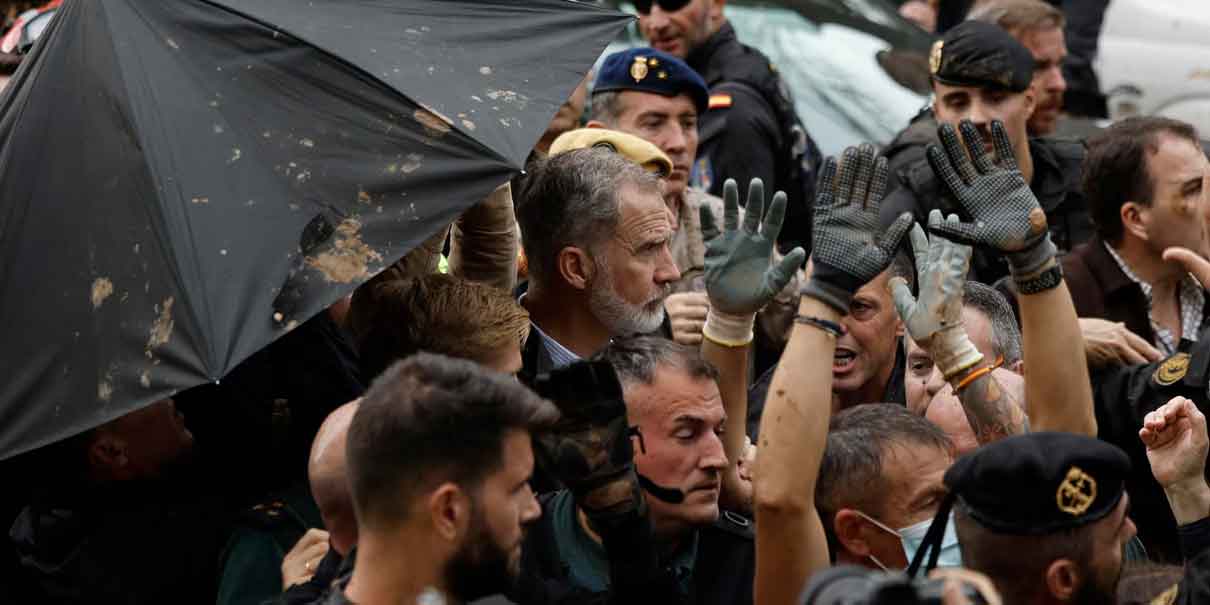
left=0, top=0, right=629, bottom=460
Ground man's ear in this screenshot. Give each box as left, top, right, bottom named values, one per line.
left=428, top=483, right=471, bottom=542
left=558, top=246, right=595, bottom=291
left=833, top=508, right=873, bottom=558
left=1121, top=202, right=1149, bottom=242
left=1043, top=558, right=1080, bottom=602
left=1023, top=87, right=1038, bottom=119
left=87, top=432, right=127, bottom=474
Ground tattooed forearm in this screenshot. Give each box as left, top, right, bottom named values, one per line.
left=956, top=371, right=1027, bottom=444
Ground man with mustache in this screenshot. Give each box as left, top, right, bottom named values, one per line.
left=880, top=20, right=1093, bottom=284
left=514, top=148, right=681, bottom=384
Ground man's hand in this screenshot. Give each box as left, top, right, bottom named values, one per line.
left=931, top=568, right=1003, bottom=605
left=891, top=211, right=982, bottom=380
left=802, top=144, right=914, bottom=313
left=1164, top=246, right=1210, bottom=289
left=281, top=528, right=330, bottom=590
left=700, top=178, right=806, bottom=346
left=1140, top=396, right=1210, bottom=525
left=1080, top=318, right=1162, bottom=367
left=666, top=292, right=710, bottom=345
left=926, top=120, right=1057, bottom=281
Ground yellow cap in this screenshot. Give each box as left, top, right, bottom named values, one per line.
left=549, top=128, right=672, bottom=178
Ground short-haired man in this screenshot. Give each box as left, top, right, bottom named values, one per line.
left=968, top=0, right=1068, bottom=136
left=880, top=21, right=1091, bottom=282
left=636, top=0, right=821, bottom=251
left=521, top=338, right=755, bottom=604
left=336, top=354, right=558, bottom=604
left=815, top=404, right=957, bottom=571
left=1065, top=116, right=1210, bottom=357
left=349, top=273, right=531, bottom=379
left=515, top=148, right=681, bottom=382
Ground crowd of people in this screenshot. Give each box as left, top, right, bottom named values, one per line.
left=4, top=0, right=1210, bottom=604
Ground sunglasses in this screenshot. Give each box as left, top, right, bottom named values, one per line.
left=632, top=0, right=692, bottom=15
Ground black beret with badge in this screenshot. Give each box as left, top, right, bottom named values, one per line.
left=929, top=21, right=1035, bottom=93
left=945, top=432, right=1131, bottom=535
left=592, top=47, right=710, bottom=114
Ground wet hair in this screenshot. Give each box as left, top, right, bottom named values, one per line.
left=1082, top=117, right=1201, bottom=244
left=816, top=404, right=953, bottom=557
left=346, top=353, right=558, bottom=529
left=954, top=501, right=1098, bottom=605
left=968, top=0, right=1065, bottom=35
left=962, top=281, right=1022, bottom=364
left=593, top=335, right=719, bottom=388
left=515, top=148, right=661, bottom=288
left=352, top=273, right=530, bottom=380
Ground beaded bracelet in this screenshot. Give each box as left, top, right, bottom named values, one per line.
left=794, top=315, right=843, bottom=338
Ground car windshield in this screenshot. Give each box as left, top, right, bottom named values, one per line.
left=606, top=0, right=932, bottom=154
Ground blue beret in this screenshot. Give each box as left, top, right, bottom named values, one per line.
left=593, top=47, right=709, bottom=114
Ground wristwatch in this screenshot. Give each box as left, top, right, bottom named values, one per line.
left=1016, top=264, right=1063, bottom=295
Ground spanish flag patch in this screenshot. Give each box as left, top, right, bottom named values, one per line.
left=708, top=93, right=732, bottom=109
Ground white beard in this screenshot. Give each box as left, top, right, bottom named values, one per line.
left=588, top=256, right=667, bottom=337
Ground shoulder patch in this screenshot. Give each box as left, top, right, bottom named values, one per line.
left=1154, top=352, right=1191, bottom=386
left=708, top=93, right=733, bottom=109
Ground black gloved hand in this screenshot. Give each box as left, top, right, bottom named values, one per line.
left=925, top=120, right=1057, bottom=281
left=532, top=361, right=647, bottom=534
left=801, top=144, right=914, bottom=314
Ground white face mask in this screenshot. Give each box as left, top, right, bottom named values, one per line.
left=854, top=510, right=962, bottom=571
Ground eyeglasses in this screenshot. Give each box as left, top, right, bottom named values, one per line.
left=632, top=0, right=692, bottom=15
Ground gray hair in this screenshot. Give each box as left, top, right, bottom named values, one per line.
left=962, top=281, right=1022, bottom=364
left=817, top=404, right=953, bottom=557
left=515, top=148, right=661, bottom=288
left=593, top=335, right=719, bottom=389
left=588, top=90, right=625, bottom=126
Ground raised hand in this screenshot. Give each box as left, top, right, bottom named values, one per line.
left=802, top=144, right=915, bottom=314
left=1140, top=396, right=1210, bottom=489
left=890, top=210, right=983, bottom=380
left=925, top=120, right=1057, bottom=280
left=701, top=178, right=806, bottom=316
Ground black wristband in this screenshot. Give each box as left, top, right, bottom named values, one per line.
left=795, top=315, right=844, bottom=337
left=1015, top=264, right=1063, bottom=294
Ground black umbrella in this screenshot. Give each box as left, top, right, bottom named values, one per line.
left=0, top=0, right=629, bottom=460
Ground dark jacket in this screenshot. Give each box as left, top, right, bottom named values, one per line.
left=1092, top=341, right=1210, bottom=563
left=687, top=21, right=821, bottom=251
left=512, top=491, right=755, bottom=605
left=880, top=136, right=1092, bottom=284
left=1061, top=236, right=1156, bottom=343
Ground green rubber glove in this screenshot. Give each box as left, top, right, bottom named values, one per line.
left=700, top=178, right=806, bottom=346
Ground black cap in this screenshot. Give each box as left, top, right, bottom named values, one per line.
left=929, top=21, right=1035, bottom=93
left=593, top=47, right=710, bottom=114
left=944, top=432, right=1131, bottom=535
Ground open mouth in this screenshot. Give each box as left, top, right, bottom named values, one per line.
left=833, top=348, right=857, bottom=371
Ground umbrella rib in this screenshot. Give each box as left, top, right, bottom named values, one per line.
left=195, top=0, right=517, bottom=170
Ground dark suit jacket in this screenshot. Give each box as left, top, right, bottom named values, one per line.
left=1061, top=236, right=1155, bottom=343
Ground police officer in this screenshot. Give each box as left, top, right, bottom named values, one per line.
left=636, top=0, right=822, bottom=252
left=880, top=21, right=1092, bottom=284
